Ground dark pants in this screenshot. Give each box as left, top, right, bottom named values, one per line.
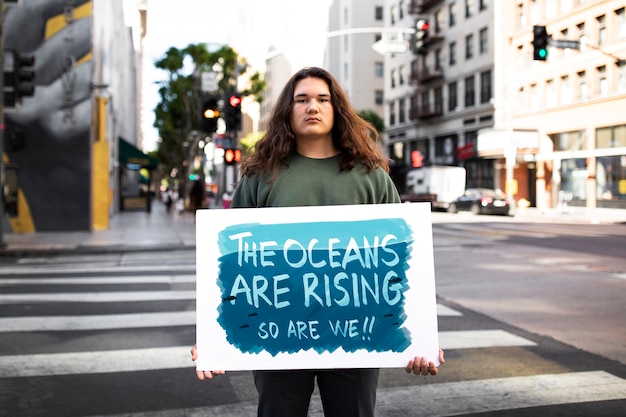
left=253, top=368, right=379, bottom=417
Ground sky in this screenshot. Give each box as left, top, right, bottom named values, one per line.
left=141, top=0, right=332, bottom=151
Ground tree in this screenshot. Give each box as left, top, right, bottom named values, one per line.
left=151, top=44, right=265, bottom=194
left=358, top=109, right=385, bottom=144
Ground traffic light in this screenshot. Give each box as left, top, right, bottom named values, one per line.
left=532, top=25, right=550, bottom=61
left=4, top=51, right=36, bottom=107
left=415, top=19, right=430, bottom=55
left=223, top=148, right=242, bottom=165
left=225, top=94, right=242, bottom=132
left=201, top=96, right=220, bottom=133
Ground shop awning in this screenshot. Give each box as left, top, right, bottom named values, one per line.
left=119, top=137, right=158, bottom=169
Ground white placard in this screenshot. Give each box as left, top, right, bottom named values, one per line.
left=196, top=202, right=440, bottom=371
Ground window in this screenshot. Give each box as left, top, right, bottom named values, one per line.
left=562, top=0, right=573, bottom=13
left=399, top=65, right=406, bottom=86
left=448, top=81, right=458, bottom=111
left=546, top=79, right=556, bottom=107
left=479, top=27, right=488, bottom=54
left=597, top=66, right=608, bottom=96
left=617, top=8, right=626, bottom=40
left=375, top=90, right=383, bottom=105
left=391, top=69, right=397, bottom=88
left=597, top=15, right=606, bottom=46
left=449, top=3, right=457, bottom=27
left=421, top=91, right=430, bottom=114
left=391, top=5, right=397, bottom=25
left=434, top=10, right=442, bottom=33
left=399, top=1, right=404, bottom=20
left=464, top=75, right=475, bottom=107
left=479, top=0, right=488, bottom=11
left=465, top=34, right=474, bottom=59
left=560, top=75, right=572, bottom=105
left=577, top=70, right=587, bottom=99
left=530, top=83, right=539, bottom=110
left=465, top=0, right=473, bottom=18
left=389, top=102, right=396, bottom=126
left=399, top=98, right=406, bottom=124
left=375, top=6, right=383, bottom=21
left=546, top=0, right=556, bottom=18
left=449, top=41, right=457, bottom=65
left=375, top=62, right=384, bottom=78
left=435, top=49, right=442, bottom=71
left=434, top=87, right=443, bottom=114
left=577, top=23, right=586, bottom=52
left=480, top=70, right=492, bottom=103
left=561, top=28, right=573, bottom=58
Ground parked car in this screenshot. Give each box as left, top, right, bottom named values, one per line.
left=448, top=188, right=513, bottom=215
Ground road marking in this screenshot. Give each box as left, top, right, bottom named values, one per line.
left=437, top=304, right=462, bottom=316
left=0, top=275, right=196, bottom=285
left=0, top=291, right=196, bottom=304
left=0, top=311, right=197, bottom=332
left=85, top=371, right=626, bottom=417
left=0, top=264, right=194, bottom=276
left=0, top=330, right=536, bottom=377
left=1, top=304, right=462, bottom=332
left=439, top=330, right=537, bottom=349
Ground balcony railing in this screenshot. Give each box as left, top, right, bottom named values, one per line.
left=409, top=0, right=444, bottom=14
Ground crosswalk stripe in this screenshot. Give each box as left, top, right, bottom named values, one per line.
left=86, top=371, right=626, bottom=417
left=0, top=330, right=536, bottom=378
left=0, top=275, right=196, bottom=285
left=0, top=304, right=462, bottom=332
left=0, top=264, right=194, bottom=276
left=0, top=311, right=197, bottom=332
left=0, top=290, right=196, bottom=303
left=439, top=329, right=537, bottom=349
left=373, top=371, right=626, bottom=417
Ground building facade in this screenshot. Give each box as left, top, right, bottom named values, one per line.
left=499, top=0, right=626, bottom=210
left=324, top=0, right=385, bottom=115
left=3, top=0, right=147, bottom=233
left=383, top=0, right=626, bottom=210
left=384, top=0, right=496, bottom=195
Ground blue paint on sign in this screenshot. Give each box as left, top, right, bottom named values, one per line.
left=212, top=219, right=414, bottom=356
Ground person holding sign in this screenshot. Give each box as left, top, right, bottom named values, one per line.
left=192, top=66, right=444, bottom=417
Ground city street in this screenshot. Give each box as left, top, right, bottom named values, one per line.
left=0, top=206, right=625, bottom=416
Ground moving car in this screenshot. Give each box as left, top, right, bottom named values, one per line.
left=448, top=188, right=513, bottom=215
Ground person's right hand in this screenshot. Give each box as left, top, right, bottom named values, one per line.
left=191, top=344, right=225, bottom=380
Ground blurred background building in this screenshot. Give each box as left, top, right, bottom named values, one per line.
left=2, top=0, right=625, bottom=236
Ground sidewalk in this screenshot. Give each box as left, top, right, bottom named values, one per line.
left=0, top=200, right=198, bottom=256
left=1, top=202, right=625, bottom=256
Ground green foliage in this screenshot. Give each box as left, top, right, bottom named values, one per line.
left=358, top=109, right=385, bottom=144
left=151, top=43, right=265, bottom=186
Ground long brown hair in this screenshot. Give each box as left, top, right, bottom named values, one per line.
left=240, top=67, right=389, bottom=179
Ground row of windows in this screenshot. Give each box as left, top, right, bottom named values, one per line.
left=387, top=70, right=492, bottom=126
left=515, top=7, right=625, bottom=63
left=517, top=65, right=626, bottom=112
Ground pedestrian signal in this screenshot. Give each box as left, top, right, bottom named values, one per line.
left=224, top=148, right=242, bottom=165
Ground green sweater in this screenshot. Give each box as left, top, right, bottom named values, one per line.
left=231, top=152, right=400, bottom=208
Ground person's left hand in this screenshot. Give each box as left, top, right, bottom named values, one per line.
left=405, top=348, right=445, bottom=376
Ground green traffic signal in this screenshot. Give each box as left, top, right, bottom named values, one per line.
left=533, top=25, right=549, bottom=61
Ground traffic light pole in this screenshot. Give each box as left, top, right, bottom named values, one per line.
left=0, top=0, right=6, bottom=249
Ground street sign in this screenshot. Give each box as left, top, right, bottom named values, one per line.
left=550, top=39, right=580, bottom=50
left=372, top=39, right=409, bottom=55
left=201, top=71, right=217, bottom=92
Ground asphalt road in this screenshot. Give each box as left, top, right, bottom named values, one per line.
left=1, top=215, right=625, bottom=416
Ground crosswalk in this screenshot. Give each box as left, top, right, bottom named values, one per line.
left=1, top=264, right=626, bottom=416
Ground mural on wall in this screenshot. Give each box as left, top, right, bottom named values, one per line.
left=4, top=0, right=93, bottom=232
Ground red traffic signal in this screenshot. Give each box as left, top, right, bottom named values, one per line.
left=224, top=148, right=242, bottom=165
left=415, top=19, right=430, bottom=55
left=229, top=95, right=242, bottom=107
